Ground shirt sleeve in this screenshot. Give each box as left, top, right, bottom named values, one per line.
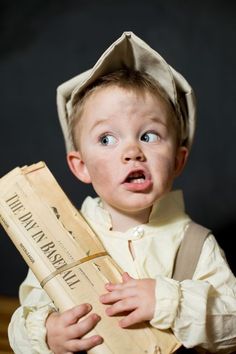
left=8, top=269, right=56, bottom=354
left=150, top=234, right=236, bottom=353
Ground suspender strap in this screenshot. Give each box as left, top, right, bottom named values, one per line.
left=172, top=221, right=211, bottom=281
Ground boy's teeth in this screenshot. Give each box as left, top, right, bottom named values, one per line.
left=125, top=171, right=148, bottom=184
left=126, top=172, right=146, bottom=183
left=132, top=178, right=145, bottom=184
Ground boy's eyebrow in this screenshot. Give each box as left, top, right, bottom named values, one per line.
left=88, top=117, right=111, bottom=132
left=88, top=115, right=169, bottom=133
left=146, top=116, right=168, bottom=127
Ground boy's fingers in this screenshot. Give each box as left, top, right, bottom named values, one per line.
left=122, top=272, right=133, bottom=283
left=100, top=287, right=135, bottom=304
left=119, top=309, right=142, bottom=328
left=63, top=304, right=92, bottom=326
left=105, top=298, right=137, bottom=316
left=67, top=335, right=103, bottom=352
left=105, top=274, right=135, bottom=291
left=68, top=312, right=101, bottom=338
left=105, top=283, right=121, bottom=291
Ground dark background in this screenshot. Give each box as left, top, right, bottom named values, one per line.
left=0, top=0, right=235, bottom=297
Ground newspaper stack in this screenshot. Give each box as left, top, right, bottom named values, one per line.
left=0, top=161, right=181, bottom=354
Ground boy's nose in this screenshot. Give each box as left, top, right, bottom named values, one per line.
left=122, top=144, right=145, bottom=162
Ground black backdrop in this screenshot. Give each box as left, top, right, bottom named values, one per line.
left=0, top=0, right=235, bottom=296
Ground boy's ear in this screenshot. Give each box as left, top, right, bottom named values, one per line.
left=67, top=151, right=92, bottom=184
left=174, top=146, right=189, bottom=177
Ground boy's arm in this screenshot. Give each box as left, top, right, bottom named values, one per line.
left=152, top=234, right=236, bottom=353
left=100, top=235, right=236, bottom=353
left=8, top=269, right=55, bottom=353
left=8, top=269, right=103, bottom=353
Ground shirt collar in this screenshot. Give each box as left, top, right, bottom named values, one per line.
left=81, top=190, right=186, bottom=232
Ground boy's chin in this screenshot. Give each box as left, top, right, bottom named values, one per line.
left=103, top=198, right=155, bottom=215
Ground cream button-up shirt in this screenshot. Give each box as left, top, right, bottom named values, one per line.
left=8, top=191, right=236, bottom=353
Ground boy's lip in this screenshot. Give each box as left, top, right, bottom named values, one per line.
left=121, top=168, right=153, bottom=192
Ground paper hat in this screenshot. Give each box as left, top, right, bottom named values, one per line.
left=57, top=31, right=196, bottom=152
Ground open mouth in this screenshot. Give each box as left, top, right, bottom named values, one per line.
left=125, top=171, right=146, bottom=184
left=123, top=169, right=152, bottom=192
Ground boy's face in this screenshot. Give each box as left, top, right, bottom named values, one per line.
left=68, top=86, right=188, bottom=216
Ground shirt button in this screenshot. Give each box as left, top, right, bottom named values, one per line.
left=132, top=226, right=144, bottom=238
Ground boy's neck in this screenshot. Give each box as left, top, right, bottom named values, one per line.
left=102, top=201, right=152, bottom=232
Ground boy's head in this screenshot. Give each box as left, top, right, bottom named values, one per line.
left=56, top=32, right=195, bottom=214
left=69, top=68, right=181, bottom=151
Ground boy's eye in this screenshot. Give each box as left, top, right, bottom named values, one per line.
left=99, top=134, right=117, bottom=146
left=140, top=132, right=159, bottom=143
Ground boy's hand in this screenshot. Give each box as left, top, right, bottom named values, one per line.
left=46, top=303, right=103, bottom=353
left=100, top=272, right=156, bottom=328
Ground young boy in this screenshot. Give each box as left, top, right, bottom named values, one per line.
left=9, top=32, right=236, bottom=353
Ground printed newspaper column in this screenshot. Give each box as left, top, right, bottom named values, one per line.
left=0, top=162, right=181, bottom=354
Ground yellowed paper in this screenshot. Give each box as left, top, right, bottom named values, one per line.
left=0, top=162, right=181, bottom=354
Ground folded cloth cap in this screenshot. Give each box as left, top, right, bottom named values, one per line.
left=57, top=31, right=196, bottom=152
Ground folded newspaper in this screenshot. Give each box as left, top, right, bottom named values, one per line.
left=0, top=162, right=181, bottom=354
